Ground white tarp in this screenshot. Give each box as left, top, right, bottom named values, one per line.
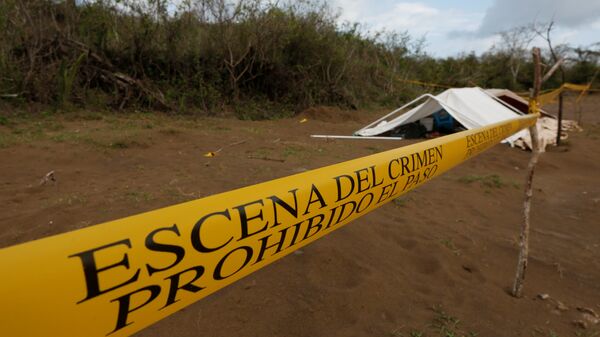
left=506, top=117, right=582, bottom=150
left=354, top=87, right=581, bottom=151
left=355, top=87, right=523, bottom=137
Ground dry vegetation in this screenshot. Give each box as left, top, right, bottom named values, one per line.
left=0, top=0, right=598, bottom=117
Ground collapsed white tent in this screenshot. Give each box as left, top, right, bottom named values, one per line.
left=355, top=87, right=524, bottom=136
left=354, top=87, right=576, bottom=151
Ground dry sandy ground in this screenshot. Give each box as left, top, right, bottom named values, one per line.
left=0, top=94, right=599, bottom=336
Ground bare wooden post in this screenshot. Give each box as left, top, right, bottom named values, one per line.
left=556, top=59, right=566, bottom=146
left=512, top=47, right=542, bottom=298
left=556, top=92, right=563, bottom=145
left=577, top=69, right=599, bottom=125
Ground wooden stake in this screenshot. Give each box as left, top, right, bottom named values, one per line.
left=512, top=47, right=542, bottom=298
left=577, top=68, right=600, bottom=125
left=556, top=92, right=563, bottom=145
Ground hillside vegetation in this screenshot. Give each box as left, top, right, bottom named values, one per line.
left=0, top=0, right=598, bottom=118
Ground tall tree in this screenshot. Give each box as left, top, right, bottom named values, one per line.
left=497, top=24, right=536, bottom=89
left=534, top=21, right=566, bottom=146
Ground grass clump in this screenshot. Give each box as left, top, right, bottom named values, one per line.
left=439, top=239, right=461, bottom=256
left=430, top=305, right=478, bottom=337
left=390, top=306, right=478, bottom=337
left=393, top=196, right=412, bottom=207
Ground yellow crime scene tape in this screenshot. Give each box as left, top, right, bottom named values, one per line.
left=395, top=78, right=453, bottom=89
left=0, top=113, right=537, bottom=337
left=394, top=77, right=600, bottom=102
left=518, top=82, right=599, bottom=105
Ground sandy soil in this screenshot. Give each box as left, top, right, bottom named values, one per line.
left=1, top=94, right=599, bottom=336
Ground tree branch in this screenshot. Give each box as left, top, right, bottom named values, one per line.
left=541, top=58, right=564, bottom=83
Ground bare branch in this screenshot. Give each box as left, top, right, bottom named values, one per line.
left=541, top=58, right=564, bottom=83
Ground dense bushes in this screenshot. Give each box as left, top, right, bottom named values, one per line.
left=0, top=0, right=597, bottom=117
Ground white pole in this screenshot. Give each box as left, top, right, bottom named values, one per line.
left=311, top=135, right=403, bottom=140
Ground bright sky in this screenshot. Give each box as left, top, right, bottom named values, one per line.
left=330, top=0, right=600, bottom=57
